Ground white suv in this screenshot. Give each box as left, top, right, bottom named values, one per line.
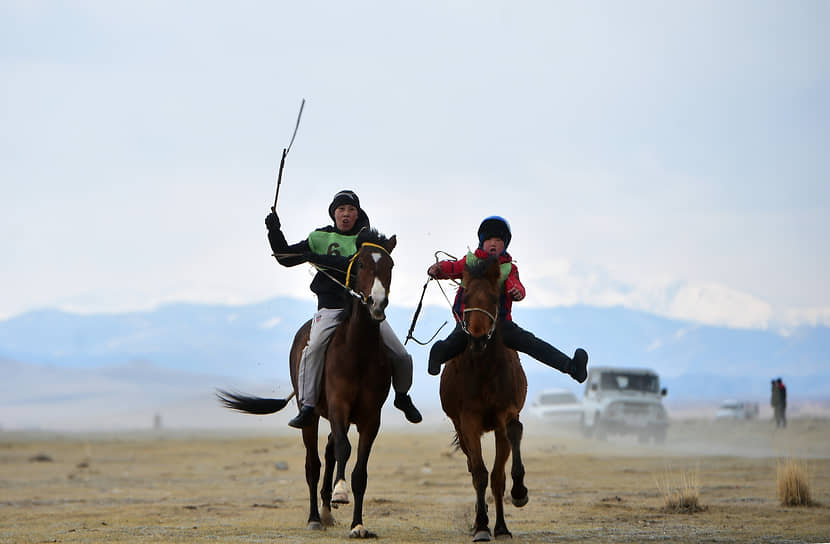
left=581, top=366, right=669, bottom=443
left=527, top=388, right=583, bottom=423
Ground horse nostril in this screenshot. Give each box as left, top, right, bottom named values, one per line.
left=366, top=296, right=374, bottom=306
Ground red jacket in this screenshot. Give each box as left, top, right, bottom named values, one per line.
left=433, top=248, right=525, bottom=321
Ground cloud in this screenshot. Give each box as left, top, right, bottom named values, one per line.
left=260, top=317, right=282, bottom=330
left=518, top=259, right=781, bottom=330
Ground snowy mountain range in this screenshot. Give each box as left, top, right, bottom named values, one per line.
left=1, top=298, right=827, bottom=431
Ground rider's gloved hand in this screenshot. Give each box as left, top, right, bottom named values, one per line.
left=265, top=212, right=281, bottom=230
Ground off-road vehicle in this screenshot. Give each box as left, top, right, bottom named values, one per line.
left=581, top=366, right=669, bottom=443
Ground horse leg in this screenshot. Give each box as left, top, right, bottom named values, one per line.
left=507, top=418, right=528, bottom=508
left=348, top=418, right=381, bottom=538
left=491, top=427, right=511, bottom=539
left=300, top=422, right=323, bottom=530
left=319, top=432, right=336, bottom=525
left=330, top=419, right=352, bottom=507
left=458, top=426, right=491, bottom=542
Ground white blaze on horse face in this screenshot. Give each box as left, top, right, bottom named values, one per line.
left=369, top=276, right=387, bottom=319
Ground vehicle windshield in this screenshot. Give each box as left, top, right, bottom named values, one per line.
left=599, top=372, right=659, bottom=393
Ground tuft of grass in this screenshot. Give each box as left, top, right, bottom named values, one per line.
left=777, top=458, right=812, bottom=506
left=656, top=467, right=706, bottom=513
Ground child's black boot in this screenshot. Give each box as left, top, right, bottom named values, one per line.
left=568, top=348, right=588, bottom=383
left=427, top=344, right=444, bottom=376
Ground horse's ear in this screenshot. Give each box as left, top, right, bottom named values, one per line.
left=384, top=235, right=397, bottom=254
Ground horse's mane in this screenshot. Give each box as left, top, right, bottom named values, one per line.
left=356, top=228, right=390, bottom=249
left=465, top=254, right=500, bottom=280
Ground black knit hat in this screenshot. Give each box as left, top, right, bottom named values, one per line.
left=328, top=189, right=370, bottom=232
left=477, top=216, right=512, bottom=249
left=328, top=190, right=361, bottom=220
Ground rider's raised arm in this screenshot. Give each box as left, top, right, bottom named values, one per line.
left=265, top=212, right=311, bottom=267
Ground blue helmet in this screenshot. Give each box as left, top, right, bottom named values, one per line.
left=477, top=216, right=512, bottom=249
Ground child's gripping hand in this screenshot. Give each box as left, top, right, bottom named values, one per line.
left=508, top=286, right=524, bottom=301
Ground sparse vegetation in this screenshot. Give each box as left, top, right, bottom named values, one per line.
left=657, top=466, right=706, bottom=513
left=777, top=458, right=813, bottom=506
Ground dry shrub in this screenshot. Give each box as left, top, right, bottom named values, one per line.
left=656, top=467, right=706, bottom=513
left=777, top=458, right=812, bottom=506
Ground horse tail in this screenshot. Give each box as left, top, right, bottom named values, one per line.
left=216, top=389, right=295, bottom=415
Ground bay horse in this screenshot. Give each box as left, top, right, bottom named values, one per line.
left=439, top=256, right=529, bottom=542
left=218, top=228, right=397, bottom=539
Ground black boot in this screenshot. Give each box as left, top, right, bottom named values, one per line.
left=428, top=324, right=467, bottom=376
left=288, top=405, right=316, bottom=429
left=569, top=348, right=588, bottom=383
left=427, top=344, right=444, bottom=376
left=394, top=392, right=423, bottom=423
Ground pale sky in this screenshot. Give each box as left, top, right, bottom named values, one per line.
left=2, top=1, right=828, bottom=332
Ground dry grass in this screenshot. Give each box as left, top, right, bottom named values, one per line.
left=3, top=421, right=830, bottom=543
left=777, top=458, right=813, bottom=506
left=656, top=466, right=706, bottom=513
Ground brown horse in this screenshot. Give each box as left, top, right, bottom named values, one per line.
left=218, top=229, right=397, bottom=538
left=439, top=256, right=529, bottom=542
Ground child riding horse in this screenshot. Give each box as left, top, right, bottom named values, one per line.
left=439, top=256, right=529, bottom=542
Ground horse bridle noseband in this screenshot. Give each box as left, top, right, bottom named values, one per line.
left=461, top=306, right=498, bottom=341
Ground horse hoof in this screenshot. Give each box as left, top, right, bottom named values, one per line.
left=473, top=530, right=491, bottom=542
left=511, top=494, right=529, bottom=508
left=307, top=521, right=323, bottom=531
left=349, top=524, right=377, bottom=538
left=332, top=479, right=350, bottom=505
left=495, top=530, right=513, bottom=540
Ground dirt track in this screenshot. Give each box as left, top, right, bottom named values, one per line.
left=2, top=418, right=829, bottom=543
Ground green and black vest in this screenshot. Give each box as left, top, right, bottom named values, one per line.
left=308, top=230, right=358, bottom=260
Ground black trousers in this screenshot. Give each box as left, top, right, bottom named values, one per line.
left=429, top=320, right=572, bottom=373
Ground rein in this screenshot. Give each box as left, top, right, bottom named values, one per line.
left=404, top=250, right=459, bottom=346
left=404, top=277, right=447, bottom=346
left=274, top=243, right=392, bottom=304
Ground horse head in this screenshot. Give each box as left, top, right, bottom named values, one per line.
left=350, top=229, right=397, bottom=321
left=461, top=256, right=501, bottom=353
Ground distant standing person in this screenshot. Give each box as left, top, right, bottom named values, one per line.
left=771, top=378, right=786, bottom=428
left=776, top=378, right=787, bottom=428
left=770, top=379, right=779, bottom=425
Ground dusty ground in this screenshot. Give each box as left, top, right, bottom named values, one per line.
left=2, top=417, right=829, bottom=543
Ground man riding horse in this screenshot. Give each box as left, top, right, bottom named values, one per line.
left=265, top=189, right=422, bottom=427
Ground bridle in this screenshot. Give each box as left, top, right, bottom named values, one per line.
left=345, top=242, right=392, bottom=304
left=461, top=306, right=498, bottom=342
